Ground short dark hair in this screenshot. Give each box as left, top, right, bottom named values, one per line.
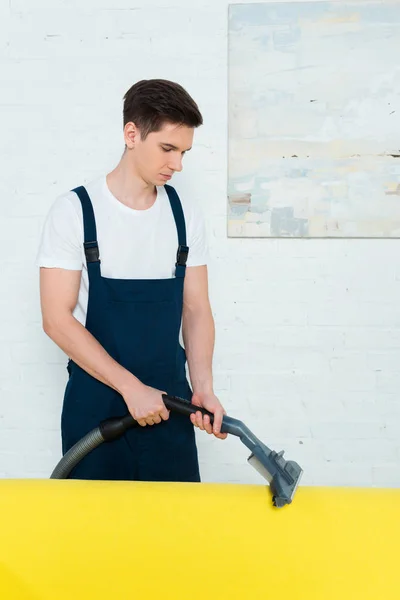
left=123, top=79, right=203, bottom=140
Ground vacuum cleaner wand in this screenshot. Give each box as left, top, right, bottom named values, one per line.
left=163, top=396, right=303, bottom=507
left=50, top=395, right=303, bottom=507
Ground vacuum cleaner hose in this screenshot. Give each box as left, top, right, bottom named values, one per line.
left=51, top=414, right=138, bottom=478
left=50, top=395, right=303, bottom=508
left=50, top=396, right=220, bottom=479
left=51, top=427, right=104, bottom=479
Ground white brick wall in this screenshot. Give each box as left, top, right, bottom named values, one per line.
left=1, top=0, right=399, bottom=488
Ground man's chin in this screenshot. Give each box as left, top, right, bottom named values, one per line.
left=157, top=173, right=173, bottom=184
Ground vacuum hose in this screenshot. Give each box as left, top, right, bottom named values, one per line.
left=51, top=398, right=216, bottom=479
left=50, top=395, right=303, bottom=508
left=51, top=414, right=139, bottom=479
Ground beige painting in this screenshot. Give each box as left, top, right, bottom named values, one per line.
left=228, top=1, right=400, bottom=238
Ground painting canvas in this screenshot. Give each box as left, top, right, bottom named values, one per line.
left=228, top=1, right=400, bottom=238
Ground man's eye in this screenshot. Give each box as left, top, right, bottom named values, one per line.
left=162, top=147, right=172, bottom=152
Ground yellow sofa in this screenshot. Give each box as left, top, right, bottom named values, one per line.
left=0, top=479, right=398, bottom=599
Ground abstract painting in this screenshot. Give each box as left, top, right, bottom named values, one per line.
left=228, top=1, right=400, bottom=237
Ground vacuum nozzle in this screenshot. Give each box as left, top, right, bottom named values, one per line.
left=248, top=447, right=303, bottom=507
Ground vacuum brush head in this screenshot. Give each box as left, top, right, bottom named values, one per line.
left=248, top=447, right=303, bottom=508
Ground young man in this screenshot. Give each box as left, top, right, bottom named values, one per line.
left=37, top=79, right=226, bottom=482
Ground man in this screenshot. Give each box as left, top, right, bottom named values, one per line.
left=37, top=79, right=226, bottom=482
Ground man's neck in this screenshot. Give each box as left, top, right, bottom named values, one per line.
left=106, top=156, right=156, bottom=210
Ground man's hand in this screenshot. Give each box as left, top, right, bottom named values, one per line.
left=121, top=382, right=169, bottom=427
left=190, top=392, right=228, bottom=439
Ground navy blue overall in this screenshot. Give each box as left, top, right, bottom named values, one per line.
left=60, top=184, right=201, bottom=482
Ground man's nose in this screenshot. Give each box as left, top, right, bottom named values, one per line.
left=169, top=154, right=183, bottom=173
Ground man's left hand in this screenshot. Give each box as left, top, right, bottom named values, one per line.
left=190, top=392, right=228, bottom=440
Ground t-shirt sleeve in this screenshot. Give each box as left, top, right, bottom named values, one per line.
left=185, top=198, right=209, bottom=268
left=36, top=193, right=84, bottom=270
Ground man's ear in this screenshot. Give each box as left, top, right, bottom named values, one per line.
left=124, top=122, right=139, bottom=149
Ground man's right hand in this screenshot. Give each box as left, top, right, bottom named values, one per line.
left=122, top=384, right=169, bottom=427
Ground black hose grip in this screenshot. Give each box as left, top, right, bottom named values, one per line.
left=99, top=395, right=219, bottom=442
left=162, top=394, right=215, bottom=422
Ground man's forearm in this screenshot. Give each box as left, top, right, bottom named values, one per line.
left=182, top=304, right=215, bottom=394
left=44, top=314, right=141, bottom=396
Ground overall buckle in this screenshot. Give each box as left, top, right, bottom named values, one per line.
left=84, top=241, right=100, bottom=263
left=176, top=245, right=189, bottom=267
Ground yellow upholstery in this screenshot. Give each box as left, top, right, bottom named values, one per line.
left=0, top=479, right=398, bottom=599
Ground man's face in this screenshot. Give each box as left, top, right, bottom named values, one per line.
left=129, top=122, right=194, bottom=186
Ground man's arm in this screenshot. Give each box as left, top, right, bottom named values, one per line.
left=182, top=265, right=227, bottom=439
left=182, top=265, right=215, bottom=394
left=39, top=267, right=169, bottom=426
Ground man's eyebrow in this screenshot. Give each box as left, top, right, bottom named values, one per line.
left=160, top=143, right=192, bottom=152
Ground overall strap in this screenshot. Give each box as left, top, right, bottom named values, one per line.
left=71, top=185, right=101, bottom=280
left=164, top=185, right=189, bottom=279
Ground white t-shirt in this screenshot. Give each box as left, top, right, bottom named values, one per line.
left=36, top=175, right=209, bottom=326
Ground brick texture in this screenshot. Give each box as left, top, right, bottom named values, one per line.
left=0, top=0, right=399, bottom=488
